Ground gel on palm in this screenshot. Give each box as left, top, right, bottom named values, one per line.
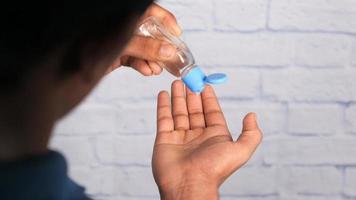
left=137, top=17, right=227, bottom=93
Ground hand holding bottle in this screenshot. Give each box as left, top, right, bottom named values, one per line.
left=135, top=15, right=227, bottom=92
left=108, top=3, right=227, bottom=93
left=107, top=3, right=181, bottom=76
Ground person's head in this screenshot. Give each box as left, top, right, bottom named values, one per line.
left=1, top=1, right=153, bottom=118
left=0, top=1, right=153, bottom=157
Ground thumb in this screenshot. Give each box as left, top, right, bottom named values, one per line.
left=233, top=113, right=263, bottom=164
left=123, top=35, right=176, bottom=61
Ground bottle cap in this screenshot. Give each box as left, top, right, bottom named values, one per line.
left=182, top=66, right=227, bottom=93
left=205, top=73, right=228, bottom=84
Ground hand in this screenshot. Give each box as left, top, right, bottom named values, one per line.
left=152, top=80, right=263, bottom=200
left=107, top=3, right=181, bottom=76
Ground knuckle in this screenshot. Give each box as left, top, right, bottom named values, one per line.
left=188, top=109, right=203, bottom=115
left=256, top=129, right=263, bottom=143
left=173, top=113, right=188, bottom=118
left=165, top=12, right=176, bottom=22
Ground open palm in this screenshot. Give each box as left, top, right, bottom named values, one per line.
left=152, top=80, right=262, bottom=199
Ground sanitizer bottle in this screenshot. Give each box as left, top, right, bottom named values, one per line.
left=137, top=17, right=227, bottom=93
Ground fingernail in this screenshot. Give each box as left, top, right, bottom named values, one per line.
left=160, top=44, right=175, bottom=58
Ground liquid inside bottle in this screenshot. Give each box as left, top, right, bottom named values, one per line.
left=137, top=17, right=196, bottom=77
left=136, top=17, right=227, bottom=93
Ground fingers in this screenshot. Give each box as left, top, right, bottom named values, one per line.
left=148, top=61, right=163, bottom=75
left=122, top=3, right=180, bottom=77
left=123, top=35, right=176, bottom=62
left=241, top=113, right=261, bottom=134
left=234, top=113, right=263, bottom=162
left=142, top=3, right=182, bottom=36
left=201, top=85, right=227, bottom=127
left=186, top=87, right=205, bottom=129
left=108, top=55, right=124, bottom=73
left=106, top=55, right=130, bottom=75
left=119, top=3, right=180, bottom=77
left=107, top=56, right=162, bottom=76
left=171, top=80, right=189, bottom=131
left=157, top=91, right=174, bottom=134
left=129, top=58, right=153, bottom=76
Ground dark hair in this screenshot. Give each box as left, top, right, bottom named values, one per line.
left=0, top=1, right=153, bottom=92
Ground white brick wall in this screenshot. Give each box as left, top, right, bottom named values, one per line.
left=288, top=104, right=343, bottom=135
left=214, top=0, right=268, bottom=31
left=293, top=35, right=351, bottom=68
left=276, top=167, right=342, bottom=195
left=50, top=0, right=356, bottom=199
left=352, top=40, right=356, bottom=66
left=344, top=168, right=356, bottom=197
left=262, top=68, right=356, bottom=102
left=95, top=135, right=154, bottom=165
left=346, top=104, right=356, bottom=134
left=269, top=0, right=356, bottom=33
left=264, top=137, right=356, bottom=165
left=185, top=33, right=294, bottom=67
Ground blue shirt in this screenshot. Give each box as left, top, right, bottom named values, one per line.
left=0, top=150, right=91, bottom=200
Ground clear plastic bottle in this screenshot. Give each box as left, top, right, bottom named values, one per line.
left=137, top=17, right=227, bottom=93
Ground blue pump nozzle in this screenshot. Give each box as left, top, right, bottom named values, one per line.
left=182, top=66, right=227, bottom=93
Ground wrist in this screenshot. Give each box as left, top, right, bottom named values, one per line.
left=159, top=181, right=219, bottom=200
